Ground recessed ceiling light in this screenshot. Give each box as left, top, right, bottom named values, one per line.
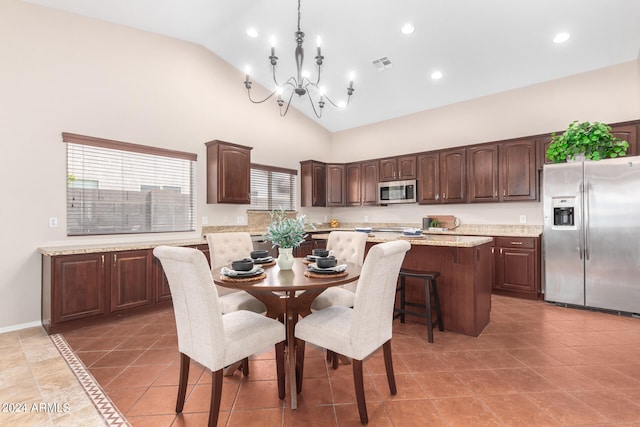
left=401, top=23, right=415, bottom=35
left=553, top=32, right=570, bottom=44
left=246, top=28, right=258, bottom=38
left=431, top=70, right=443, bottom=80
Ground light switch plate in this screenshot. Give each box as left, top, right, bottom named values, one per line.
left=49, top=217, right=58, bottom=228
left=519, top=215, right=527, bottom=224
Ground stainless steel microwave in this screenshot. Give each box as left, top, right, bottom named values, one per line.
left=378, top=179, right=417, bottom=204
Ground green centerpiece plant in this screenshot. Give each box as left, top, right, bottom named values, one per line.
left=264, top=208, right=315, bottom=270
left=546, top=121, right=629, bottom=163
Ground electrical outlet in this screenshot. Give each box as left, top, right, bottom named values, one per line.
left=202, top=216, right=208, bottom=225
left=519, top=215, right=527, bottom=224
left=49, top=217, right=58, bottom=228
left=364, top=215, right=369, bottom=222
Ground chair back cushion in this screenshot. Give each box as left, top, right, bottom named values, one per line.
left=327, top=231, right=368, bottom=266
left=351, top=240, right=410, bottom=358
left=206, top=232, right=253, bottom=296
left=153, top=245, right=225, bottom=370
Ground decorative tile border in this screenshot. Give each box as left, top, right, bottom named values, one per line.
left=50, top=334, right=130, bottom=427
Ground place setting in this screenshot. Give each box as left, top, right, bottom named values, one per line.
left=304, top=249, right=348, bottom=278
left=248, top=249, right=276, bottom=267
left=219, top=257, right=266, bottom=282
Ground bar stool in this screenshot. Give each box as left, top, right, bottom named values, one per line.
left=393, top=268, right=444, bottom=343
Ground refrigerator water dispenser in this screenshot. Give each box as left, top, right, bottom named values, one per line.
left=552, top=198, right=575, bottom=229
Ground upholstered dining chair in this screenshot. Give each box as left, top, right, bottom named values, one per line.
left=295, top=240, right=411, bottom=425
left=310, top=231, right=368, bottom=311
left=153, top=245, right=286, bottom=427
left=206, top=232, right=266, bottom=314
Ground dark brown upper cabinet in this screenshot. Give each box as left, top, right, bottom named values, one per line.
left=379, top=155, right=416, bottom=181
left=439, top=148, right=467, bottom=203
left=468, top=139, right=537, bottom=202
left=326, top=164, right=346, bottom=207
left=610, top=123, right=638, bottom=157
left=500, top=138, right=537, bottom=201
left=417, top=152, right=440, bottom=204
left=346, top=162, right=362, bottom=206
left=361, top=160, right=380, bottom=205
left=300, top=160, right=326, bottom=207
left=467, top=144, right=499, bottom=203
left=206, top=140, right=252, bottom=204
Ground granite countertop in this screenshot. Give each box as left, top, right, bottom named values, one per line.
left=38, top=223, right=539, bottom=256
left=313, top=232, right=493, bottom=248
left=38, top=237, right=207, bottom=256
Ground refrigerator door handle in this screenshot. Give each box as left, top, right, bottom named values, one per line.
left=578, top=180, right=584, bottom=260
left=584, top=180, right=590, bottom=260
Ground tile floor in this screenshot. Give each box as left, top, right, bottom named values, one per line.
left=3, top=295, right=640, bottom=426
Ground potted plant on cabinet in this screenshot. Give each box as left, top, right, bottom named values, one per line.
left=546, top=120, right=629, bottom=163
left=264, top=208, right=315, bottom=270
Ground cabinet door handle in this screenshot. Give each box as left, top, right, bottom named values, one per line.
left=435, top=193, right=440, bottom=201
left=500, top=248, right=503, bottom=254
left=101, top=255, right=105, bottom=268
left=443, top=192, right=446, bottom=200
left=494, top=190, right=498, bottom=198
left=113, top=254, right=117, bottom=267
left=491, top=247, right=495, bottom=254
left=503, top=190, right=506, bottom=197
left=510, top=241, right=523, bottom=245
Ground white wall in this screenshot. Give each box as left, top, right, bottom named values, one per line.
left=328, top=60, right=640, bottom=226
left=0, top=0, right=332, bottom=330
left=1, top=0, right=638, bottom=330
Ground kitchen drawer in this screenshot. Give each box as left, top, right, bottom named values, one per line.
left=496, top=237, right=535, bottom=249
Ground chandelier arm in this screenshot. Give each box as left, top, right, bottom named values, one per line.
left=318, top=92, right=352, bottom=109
left=279, top=91, right=296, bottom=117
left=314, top=63, right=322, bottom=86
left=247, top=89, right=278, bottom=104
left=305, top=91, right=323, bottom=118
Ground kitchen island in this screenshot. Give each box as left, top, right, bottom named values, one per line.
left=314, top=232, right=494, bottom=337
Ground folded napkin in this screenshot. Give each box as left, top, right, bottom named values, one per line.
left=308, top=263, right=348, bottom=273
left=254, top=256, right=273, bottom=262
left=220, top=266, right=262, bottom=277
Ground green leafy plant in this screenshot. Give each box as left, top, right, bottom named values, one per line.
left=546, top=121, right=629, bottom=163
left=429, top=219, right=441, bottom=228
left=263, top=208, right=315, bottom=249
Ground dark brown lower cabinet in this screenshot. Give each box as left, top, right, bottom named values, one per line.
left=45, top=253, right=106, bottom=325
left=110, top=250, right=153, bottom=312
left=42, top=244, right=210, bottom=334
left=492, top=237, right=540, bottom=299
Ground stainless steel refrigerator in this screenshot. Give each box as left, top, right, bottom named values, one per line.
left=543, top=156, right=640, bottom=314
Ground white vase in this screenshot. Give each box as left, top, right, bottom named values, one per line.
left=277, top=247, right=294, bottom=270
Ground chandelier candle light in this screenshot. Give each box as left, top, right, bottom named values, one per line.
left=244, top=0, right=355, bottom=117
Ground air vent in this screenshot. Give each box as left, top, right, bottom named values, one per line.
left=372, top=56, right=393, bottom=71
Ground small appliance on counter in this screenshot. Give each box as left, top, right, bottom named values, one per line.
left=422, top=215, right=460, bottom=231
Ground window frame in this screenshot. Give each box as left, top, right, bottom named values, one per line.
left=63, top=132, right=197, bottom=236
left=250, top=163, right=298, bottom=211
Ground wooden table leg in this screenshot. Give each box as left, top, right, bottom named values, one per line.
left=286, top=291, right=298, bottom=409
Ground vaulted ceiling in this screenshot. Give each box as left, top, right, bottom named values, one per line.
left=25, top=0, right=640, bottom=132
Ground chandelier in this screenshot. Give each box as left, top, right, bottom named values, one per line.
left=243, top=0, right=354, bottom=118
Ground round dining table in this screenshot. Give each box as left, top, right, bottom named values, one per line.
left=214, top=258, right=361, bottom=409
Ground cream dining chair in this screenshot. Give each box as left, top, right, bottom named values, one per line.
left=295, top=240, right=411, bottom=425
left=153, top=245, right=286, bottom=427
left=206, top=232, right=266, bottom=314
left=310, top=231, right=368, bottom=310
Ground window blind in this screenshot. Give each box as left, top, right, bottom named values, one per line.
left=250, top=164, right=297, bottom=211
left=64, top=133, right=196, bottom=236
